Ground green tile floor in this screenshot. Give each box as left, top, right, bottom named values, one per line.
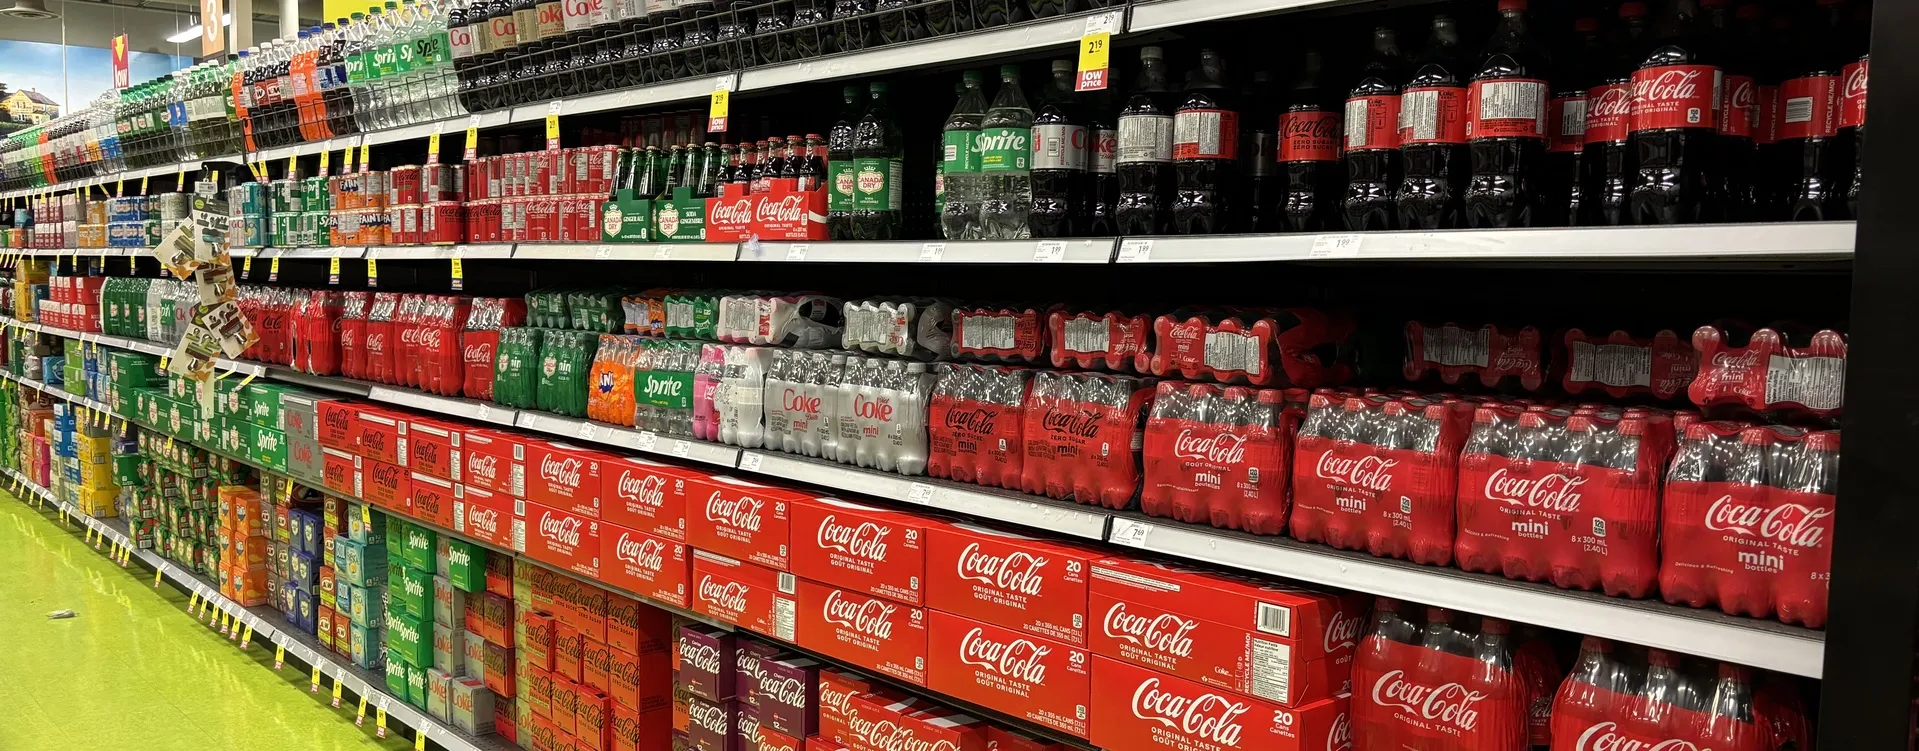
left=0, top=494, right=411, bottom=751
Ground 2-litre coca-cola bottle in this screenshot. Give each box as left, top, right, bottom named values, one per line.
left=1344, top=26, right=1402, bottom=231
left=1241, top=70, right=1280, bottom=232
left=1281, top=46, right=1341, bottom=231
left=1544, top=16, right=1600, bottom=226
left=1172, top=48, right=1238, bottom=235
left=1703, top=0, right=1761, bottom=221
left=1115, top=46, right=1175, bottom=234
left=1583, top=1, right=1648, bottom=225
left=1031, top=59, right=1088, bottom=238
left=1628, top=0, right=1723, bottom=224
left=1399, top=14, right=1468, bottom=229
left=1464, top=0, right=1552, bottom=228
left=1781, top=0, right=1867, bottom=221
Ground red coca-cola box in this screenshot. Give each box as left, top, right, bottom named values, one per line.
left=456, top=484, right=524, bottom=552
left=1089, top=557, right=1365, bottom=707
left=361, top=458, right=413, bottom=513
left=407, top=416, right=463, bottom=482
left=817, top=669, right=890, bottom=749
left=898, top=706, right=989, bottom=751
left=926, top=610, right=1090, bottom=738
left=611, top=704, right=673, bottom=751
left=686, top=475, right=803, bottom=571
left=601, top=523, right=691, bottom=609
left=790, top=497, right=927, bottom=607
left=838, top=693, right=923, bottom=751
left=583, top=636, right=613, bottom=694
left=322, top=447, right=360, bottom=498
left=925, top=522, right=1094, bottom=646
left=528, top=441, right=610, bottom=519
left=794, top=577, right=927, bottom=686
left=526, top=500, right=602, bottom=579
left=318, top=401, right=361, bottom=451
left=690, top=550, right=797, bottom=641
left=985, top=727, right=1071, bottom=751
left=526, top=612, right=556, bottom=671
left=610, top=646, right=673, bottom=716
left=704, top=180, right=829, bottom=244
left=1090, top=656, right=1350, bottom=751
left=742, top=715, right=803, bottom=751
left=556, top=622, right=585, bottom=682
left=463, top=428, right=527, bottom=497
left=411, top=472, right=458, bottom=530
left=357, top=409, right=409, bottom=466
left=603, top=456, right=693, bottom=542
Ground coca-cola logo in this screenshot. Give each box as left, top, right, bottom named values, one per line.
left=614, top=533, right=665, bottom=572
left=1041, top=407, right=1100, bottom=438
left=1588, top=85, right=1631, bottom=119
left=1283, top=113, right=1339, bottom=141
left=539, top=512, right=582, bottom=547
left=366, top=332, right=385, bottom=351
left=705, top=492, right=765, bottom=531
left=957, top=627, right=1050, bottom=684
left=1324, top=609, right=1363, bottom=653
left=1328, top=712, right=1353, bottom=751
left=680, top=636, right=724, bottom=676
left=822, top=589, right=896, bottom=639
left=468, top=453, right=498, bottom=482
left=756, top=195, right=808, bottom=223
left=711, top=199, right=753, bottom=226
left=816, top=514, right=891, bottom=562
left=420, top=329, right=443, bottom=350
left=819, top=680, right=858, bottom=717
left=1102, top=601, right=1195, bottom=658
left=854, top=393, right=895, bottom=422
left=696, top=575, right=750, bottom=612
left=563, top=0, right=598, bottom=17
left=1634, top=68, right=1703, bottom=103
left=1844, top=65, right=1868, bottom=99
left=1314, top=453, right=1398, bottom=492
left=1173, top=428, right=1248, bottom=464
left=1483, top=467, right=1587, bottom=512
left=1712, top=350, right=1762, bottom=371
left=1727, top=77, right=1757, bottom=111
left=943, top=407, right=997, bottom=434
left=1575, top=721, right=1708, bottom=751
left=687, top=699, right=729, bottom=733
left=760, top=675, right=807, bottom=708
left=1703, top=495, right=1832, bottom=548
left=954, top=542, right=1048, bottom=596
left=1369, top=670, right=1486, bottom=731
left=1130, top=677, right=1248, bottom=746
left=615, top=471, right=666, bottom=508
left=539, top=455, right=583, bottom=489
left=782, top=388, right=821, bottom=417
left=847, top=709, right=960, bottom=751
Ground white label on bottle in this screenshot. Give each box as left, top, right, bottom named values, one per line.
left=1032, top=124, right=1088, bottom=171
left=1204, top=330, right=1261, bottom=377
left=1559, top=97, right=1589, bottom=138
left=1063, top=317, right=1111, bottom=354
left=1475, top=80, right=1549, bottom=127
left=959, top=314, right=1017, bottom=352
left=1424, top=326, right=1492, bottom=368
left=1764, top=355, right=1845, bottom=411
left=1115, top=114, right=1173, bottom=164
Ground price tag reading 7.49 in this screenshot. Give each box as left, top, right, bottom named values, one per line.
left=1076, top=12, right=1122, bottom=92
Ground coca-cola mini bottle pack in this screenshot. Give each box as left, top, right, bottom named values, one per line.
left=1291, top=392, right=1474, bottom=565
left=952, top=305, right=1055, bottom=364
left=927, top=365, right=1029, bottom=489
left=1047, top=309, right=1152, bottom=373
left=1140, top=308, right=1357, bottom=388
left=1404, top=321, right=1548, bottom=391
left=1688, top=324, right=1848, bottom=420
left=1019, top=370, right=1152, bottom=509
left=1141, top=382, right=1302, bottom=535
left=1559, top=328, right=1699, bottom=400
left=841, top=298, right=956, bottom=361
left=1352, top=600, right=1559, bottom=751
left=1549, top=637, right=1810, bottom=751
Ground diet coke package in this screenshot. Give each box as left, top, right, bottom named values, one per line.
left=1550, top=638, right=1810, bottom=751
left=952, top=305, right=1055, bottom=364
left=1090, top=556, right=1364, bottom=707
left=715, top=294, right=843, bottom=348
left=1403, top=322, right=1547, bottom=392
left=829, top=353, right=936, bottom=476
left=461, top=296, right=526, bottom=402
left=1660, top=422, right=1839, bottom=627
left=1689, top=325, right=1847, bottom=419
left=1351, top=601, right=1559, bottom=751
left=841, top=298, right=956, bottom=361
left=1019, top=371, right=1152, bottom=509
left=1048, top=309, right=1151, bottom=373
left=686, top=475, right=801, bottom=570
left=795, top=577, right=928, bottom=686
left=1139, top=308, right=1357, bottom=388
left=1290, top=392, right=1474, bottom=566
left=1089, top=656, right=1350, bottom=751
left=1560, top=329, right=1698, bottom=401
left=1455, top=404, right=1676, bottom=598
left=691, top=550, right=798, bottom=641
left=926, top=610, right=1091, bottom=738
left=1141, top=382, right=1303, bottom=536
left=790, top=497, right=927, bottom=606
left=927, top=365, right=1030, bottom=490
left=925, top=521, right=1094, bottom=646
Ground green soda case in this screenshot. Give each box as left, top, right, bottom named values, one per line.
left=491, top=327, right=544, bottom=409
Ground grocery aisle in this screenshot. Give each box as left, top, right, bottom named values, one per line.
left=0, top=495, right=409, bottom=751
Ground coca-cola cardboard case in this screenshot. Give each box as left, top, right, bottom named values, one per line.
left=411, top=471, right=458, bottom=530
left=318, top=400, right=362, bottom=451
left=358, top=408, right=410, bottom=466
left=457, top=484, right=525, bottom=552
left=924, top=522, right=1092, bottom=646
left=818, top=669, right=892, bottom=748
left=528, top=441, right=611, bottom=519
left=1089, top=557, right=1365, bottom=707
left=604, top=456, right=694, bottom=542
left=691, top=549, right=797, bottom=641
left=602, top=523, right=691, bottom=608
left=362, top=459, right=414, bottom=514
left=408, top=416, right=463, bottom=482
left=322, top=447, right=361, bottom=498
left=1091, top=656, right=1350, bottom=751
left=795, top=577, right=928, bottom=686
left=926, top=610, right=1090, bottom=738
left=839, top=695, right=988, bottom=751
left=527, top=500, right=602, bottom=578
left=462, top=428, right=527, bottom=497
left=790, top=497, right=926, bottom=607
left=686, top=475, right=802, bottom=571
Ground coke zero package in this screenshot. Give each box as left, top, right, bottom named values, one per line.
left=1404, top=321, right=1547, bottom=391
left=1550, top=638, right=1812, bottom=751
left=338, top=291, right=372, bottom=380
left=1560, top=329, right=1699, bottom=400
left=952, top=305, right=1055, bottom=365
left=1020, top=371, right=1152, bottom=509
left=1291, top=392, right=1472, bottom=565
left=1140, top=382, right=1301, bottom=535
left=1139, top=308, right=1356, bottom=388
left=841, top=298, right=956, bottom=361
left=461, top=297, right=527, bottom=403
left=927, top=364, right=1029, bottom=489
left=1660, top=422, right=1839, bottom=627
left=290, top=290, right=344, bottom=376
left=1353, top=600, right=1558, bottom=751
left=362, top=292, right=400, bottom=385
left=1047, top=309, right=1151, bottom=373
left=1688, top=325, right=1847, bottom=418
left=1455, top=404, right=1675, bottom=597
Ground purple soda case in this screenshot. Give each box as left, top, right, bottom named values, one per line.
left=685, top=695, right=741, bottom=751
left=752, top=655, right=821, bottom=738
left=733, top=639, right=782, bottom=711
left=677, top=623, right=737, bottom=703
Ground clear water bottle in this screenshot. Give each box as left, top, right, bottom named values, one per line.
left=393, top=1, right=426, bottom=125
left=940, top=70, right=987, bottom=240
left=980, top=64, right=1033, bottom=239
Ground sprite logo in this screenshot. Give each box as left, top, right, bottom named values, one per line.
left=980, top=127, right=1031, bottom=171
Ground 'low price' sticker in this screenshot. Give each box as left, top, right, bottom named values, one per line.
left=1076, top=12, right=1122, bottom=91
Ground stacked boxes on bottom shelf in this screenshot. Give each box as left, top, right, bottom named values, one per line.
left=388, top=518, right=438, bottom=710
left=517, top=563, right=676, bottom=751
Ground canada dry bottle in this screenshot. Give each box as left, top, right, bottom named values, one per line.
left=1584, top=2, right=1649, bottom=225
left=1172, top=48, right=1237, bottom=235
left=980, top=65, right=1034, bottom=239
left=1281, top=46, right=1340, bottom=231
left=1344, top=26, right=1402, bottom=231
left=1115, top=46, right=1174, bottom=234
left=827, top=85, right=861, bottom=239
left=941, top=71, right=987, bottom=240
left=851, top=82, right=903, bottom=240
left=1398, top=14, right=1468, bottom=229
left=1031, top=59, right=1087, bottom=238
left=1464, top=0, right=1552, bottom=228
left=1627, top=0, right=1722, bottom=225
left=679, top=0, right=719, bottom=76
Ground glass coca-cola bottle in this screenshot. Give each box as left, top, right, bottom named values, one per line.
left=1399, top=14, right=1468, bottom=229
left=1280, top=46, right=1340, bottom=231
left=1464, top=0, right=1552, bottom=228
left=1781, top=0, right=1867, bottom=221
left=1171, top=48, right=1237, bottom=235
left=1584, top=2, right=1649, bottom=225
left=1115, top=46, right=1175, bottom=235
left=1628, top=0, right=1724, bottom=225
left=1344, top=26, right=1402, bottom=231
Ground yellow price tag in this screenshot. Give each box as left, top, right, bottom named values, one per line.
left=417, top=729, right=428, bottom=751
left=140, top=175, right=149, bottom=194
left=187, top=590, right=199, bottom=613
left=269, top=257, right=281, bottom=281
left=331, top=678, right=344, bottom=708
left=235, top=373, right=258, bottom=389
left=158, top=354, right=170, bottom=371
left=286, top=156, right=297, bottom=179
left=450, top=257, right=464, bottom=291
left=376, top=708, right=388, bottom=738
left=361, top=504, right=372, bottom=527
left=153, top=566, right=164, bottom=588
left=708, top=90, right=730, bottom=133
left=211, top=170, right=219, bottom=185
left=427, top=126, right=443, bottom=165
left=545, top=100, right=563, bottom=150
left=328, top=256, right=341, bottom=285
left=367, top=258, right=378, bottom=287
left=115, top=177, right=124, bottom=196
left=1075, top=15, right=1116, bottom=92
left=240, top=625, right=253, bottom=649
left=274, top=644, right=286, bottom=670
left=176, top=167, right=186, bottom=192
left=464, top=115, right=480, bottom=161
left=84, top=527, right=94, bottom=544
left=311, top=665, right=322, bottom=693
left=359, top=141, right=372, bottom=172
left=356, top=696, right=369, bottom=726
left=243, top=256, right=253, bottom=277
left=319, top=148, right=330, bottom=175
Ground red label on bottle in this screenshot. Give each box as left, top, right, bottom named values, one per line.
left=1466, top=78, right=1549, bottom=140
left=1547, top=93, right=1587, bottom=153
left=1629, top=64, right=1721, bottom=132
left=1278, top=111, right=1340, bottom=162
left=1343, top=95, right=1401, bottom=151
left=1719, top=74, right=1759, bottom=139
left=1840, top=59, right=1868, bottom=129
left=1777, top=74, right=1839, bottom=140
left=1583, top=83, right=1631, bottom=144
left=1757, top=85, right=1780, bottom=145
left=1397, top=86, right=1467, bottom=146
left=1172, top=109, right=1240, bottom=160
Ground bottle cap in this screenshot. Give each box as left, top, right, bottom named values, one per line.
left=1000, top=64, right=1020, bottom=78
left=1579, top=635, right=1611, bottom=653
left=1052, top=59, right=1073, bottom=74
left=1739, top=426, right=1772, bottom=446
left=1140, top=45, right=1164, bottom=60
left=1497, top=0, right=1526, bottom=10
left=1480, top=617, right=1510, bottom=636
left=1620, top=1, right=1647, bottom=17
